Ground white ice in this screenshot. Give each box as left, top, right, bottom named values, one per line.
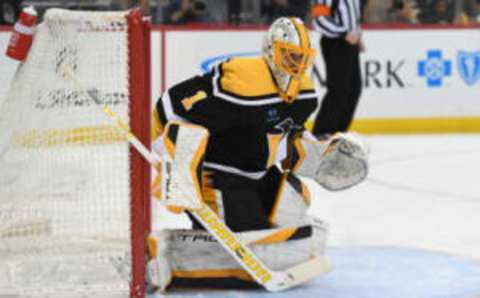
left=312, top=134, right=480, bottom=260
left=152, top=134, right=480, bottom=298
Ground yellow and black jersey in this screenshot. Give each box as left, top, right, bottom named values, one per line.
left=153, top=57, right=318, bottom=178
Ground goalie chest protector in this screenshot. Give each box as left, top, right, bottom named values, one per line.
left=154, top=57, right=318, bottom=176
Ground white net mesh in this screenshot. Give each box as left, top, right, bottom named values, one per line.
left=0, top=9, right=138, bottom=297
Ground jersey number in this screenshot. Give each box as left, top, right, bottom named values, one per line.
left=182, top=90, right=207, bottom=111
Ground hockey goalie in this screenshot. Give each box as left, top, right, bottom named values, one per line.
left=147, top=17, right=368, bottom=292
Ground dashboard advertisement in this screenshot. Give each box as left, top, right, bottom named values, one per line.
left=1, top=27, right=479, bottom=132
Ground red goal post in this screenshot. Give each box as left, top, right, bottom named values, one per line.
left=128, top=8, right=152, bottom=298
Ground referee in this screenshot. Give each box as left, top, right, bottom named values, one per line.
left=311, top=0, right=364, bottom=138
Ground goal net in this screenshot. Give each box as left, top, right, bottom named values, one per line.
left=0, top=9, right=151, bottom=297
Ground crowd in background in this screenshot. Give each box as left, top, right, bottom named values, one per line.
left=1, top=0, right=480, bottom=25
left=364, top=0, right=479, bottom=24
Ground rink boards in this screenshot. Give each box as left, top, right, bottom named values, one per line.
left=1, top=27, right=480, bottom=133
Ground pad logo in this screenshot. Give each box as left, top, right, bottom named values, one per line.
left=164, top=162, right=173, bottom=200
left=457, top=51, right=480, bottom=86
left=177, top=234, right=217, bottom=242
left=182, top=90, right=207, bottom=111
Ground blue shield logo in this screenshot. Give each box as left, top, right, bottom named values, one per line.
left=457, top=51, right=480, bottom=86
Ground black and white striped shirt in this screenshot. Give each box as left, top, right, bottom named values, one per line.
left=312, top=0, right=362, bottom=38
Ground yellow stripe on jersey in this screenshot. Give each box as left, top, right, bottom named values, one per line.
left=220, top=57, right=314, bottom=99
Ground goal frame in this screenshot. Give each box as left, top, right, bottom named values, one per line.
left=126, top=9, right=151, bottom=298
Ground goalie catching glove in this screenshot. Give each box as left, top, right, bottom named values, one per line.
left=293, top=133, right=368, bottom=191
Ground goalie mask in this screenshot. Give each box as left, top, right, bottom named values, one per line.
left=262, top=17, right=316, bottom=103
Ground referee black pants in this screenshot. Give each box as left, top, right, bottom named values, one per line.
left=313, top=36, right=362, bottom=136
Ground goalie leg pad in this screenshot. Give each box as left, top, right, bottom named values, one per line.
left=146, top=232, right=172, bottom=292
left=269, top=173, right=312, bottom=227
left=148, top=222, right=329, bottom=290
left=151, top=121, right=209, bottom=211
left=293, top=133, right=368, bottom=191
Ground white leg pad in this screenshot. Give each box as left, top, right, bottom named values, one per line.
left=148, top=221, right=328, bottom=288
left=147, top=232, right=172, bottom=291
left=270, top=174, right=312, bottom=227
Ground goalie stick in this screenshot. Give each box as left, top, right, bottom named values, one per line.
left=59, top=64, right=330, bottom=292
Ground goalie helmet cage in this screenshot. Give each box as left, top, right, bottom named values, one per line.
left=0, top=8, right=151, bottom=298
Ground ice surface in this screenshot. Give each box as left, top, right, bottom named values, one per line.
left=151, top=134, right=480, bottom=298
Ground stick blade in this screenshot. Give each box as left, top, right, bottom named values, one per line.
left=266, top=256, right=331, bottom=292
left=287, top=256, right=331, bottom=284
